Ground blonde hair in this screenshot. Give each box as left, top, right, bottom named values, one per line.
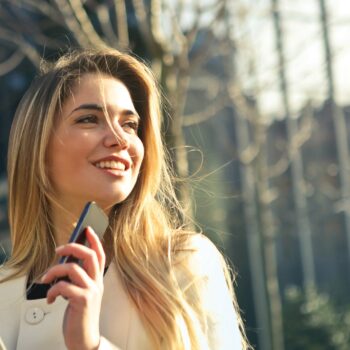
left=4, top=48, right=250, bottom=349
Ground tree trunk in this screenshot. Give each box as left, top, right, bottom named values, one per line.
left=271, top=0, right=315, bottom=293
left=318, top=0, right=350, bottom=272
left=235, top=108, right=272, bottom=350
left=255, top=121, right=285, bottom=350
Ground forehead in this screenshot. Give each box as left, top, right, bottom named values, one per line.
left=62, top=73, right=136, bottom=113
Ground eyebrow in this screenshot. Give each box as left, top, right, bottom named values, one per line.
left=70, top=103, right=103, bottom=114
left=69, top=103, right=140, bottom=119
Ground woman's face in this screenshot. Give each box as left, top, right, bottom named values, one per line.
left=47, top=73, right=144, bottom=212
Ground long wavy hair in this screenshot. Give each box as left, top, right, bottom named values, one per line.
left=4, top=48, right=249, bottom=349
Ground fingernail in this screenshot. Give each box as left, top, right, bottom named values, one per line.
left=41, top=273, right=47, bottom=282
left=55, top=246, right=63, bottom=251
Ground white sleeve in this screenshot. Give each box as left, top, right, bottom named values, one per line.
left=0, top=337, right=7, bottom=350
left=98, top=336, right=123, bottom=350
left=177, top=235, right=244, bottom=350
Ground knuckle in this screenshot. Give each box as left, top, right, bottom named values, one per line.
left=56, top=280, right=68, bottom=289
left=86, top=250, right=98, bottom=265
left=46, top=288, right=54, bottom=298
left=78, top=293, right=89, bottom=306
left=66, top=263, right=79, bottom=275
left=87, top=249, right=95, bottom=259
left=68, top=262, right=80, bottom=272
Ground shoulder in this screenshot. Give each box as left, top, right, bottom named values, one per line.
left=0, top=264, right=16, bottom=278
left=0, top=265, right=16, bottom=282
left=0, top=264, right=23, bottom=281
left=173, top=233, right=234, bottom=302
left=0, top=266, right=26, bottom=305
left=175, top=233, right=229, bottom=280
left=173, top=234, right=244, bottom=349
left=185, top=233, right=222, bottom=257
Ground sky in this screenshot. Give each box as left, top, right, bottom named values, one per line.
left=165, top=0, right=349, bottom=119
left=231, top=0, right=350, bottom=119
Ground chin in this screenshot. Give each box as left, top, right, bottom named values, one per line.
left=93, top=192, right=132, bottom=211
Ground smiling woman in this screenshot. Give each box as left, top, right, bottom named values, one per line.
left=0, top=48, right=250, bottom=350
left=48, top=74, right=145, bottom=222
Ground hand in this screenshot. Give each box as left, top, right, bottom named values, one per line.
left=41, top=227, right=106, bottom=350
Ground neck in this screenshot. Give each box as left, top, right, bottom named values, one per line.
left=50, top=199, right=111, bottom=264
left=51, top=201, right=85, bottom=247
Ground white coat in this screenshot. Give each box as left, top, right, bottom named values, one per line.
left=0, top=236, right=243, bottom=350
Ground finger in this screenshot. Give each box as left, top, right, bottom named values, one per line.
left=85, top=226, right=106, bottom=272
left=55, top=243, right=100, bottom=280
left=41, top=263, right=90, bottom=287
left=46, top=280, right=90, bottom=305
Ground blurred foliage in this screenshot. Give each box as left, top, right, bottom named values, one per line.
left=284, top=286, right=350, bottom=349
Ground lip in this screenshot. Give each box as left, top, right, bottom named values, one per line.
left=92, top=155, right=131, bottom=171
left=95, top=167, right=129, bottom=178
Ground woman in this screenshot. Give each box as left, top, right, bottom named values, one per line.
left=0, top=48, right=249, bottom=349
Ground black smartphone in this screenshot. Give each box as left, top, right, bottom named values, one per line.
left=59, top=201, right=109, bottom=265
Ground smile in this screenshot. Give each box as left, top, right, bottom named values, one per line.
left=95, top=160, right=126, bottom=171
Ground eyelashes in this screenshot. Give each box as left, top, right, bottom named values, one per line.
left=123, top=121, right=140, bottom=133
left=76, top=115, right=98, bottom=124
left=75, top=114, right=140, bottom=135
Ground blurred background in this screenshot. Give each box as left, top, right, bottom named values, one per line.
left=1, top=0, right=350, bottom=349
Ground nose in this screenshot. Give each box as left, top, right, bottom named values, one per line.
left=103, top=125, right=129, bottom=149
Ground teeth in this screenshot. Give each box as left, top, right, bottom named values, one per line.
left=95, top=160, right=126, bottom=170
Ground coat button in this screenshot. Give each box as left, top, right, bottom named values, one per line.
left=25, top=307, right=45, bottom=324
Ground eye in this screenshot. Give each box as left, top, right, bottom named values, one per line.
left=122, top=120, right=140, bottom=134
left=75, top=115, right=99, bottom=124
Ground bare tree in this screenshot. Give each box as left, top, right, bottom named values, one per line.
left=0, top=0, right=232, bottom=211
left=271, top=0, right=315, bottom=294
left=223, top=3, right=287, bottom=349
left=318, top=0, right=350, bottom=272
left=232, top=89, right=273, bottom=350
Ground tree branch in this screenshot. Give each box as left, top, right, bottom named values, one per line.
left=150, top=0, right=171, bottom=54
left=183, top=91, right=229, bottom=126
left=115, top=0, right=129, bottom=49
left=0, top=29, right=41, bottom=66
left=53, top=0, right=92, bottom=47
left=95, top=3, right=118, bottom=46
left=68, top=0, right=107, bottom=47
left=54, top=0, right=106, bottom=48
left=4, top=0, right=64, bottom=25
left=131, top=0, right=160, bottom=56
left=0, top=50, right=25, bottom=76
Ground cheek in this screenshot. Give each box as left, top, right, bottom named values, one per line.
left=47, top=149, right=71, bottom=190
left=133, top=137, right=145, bottom=171
left=47, top=135, right=83, bottom=185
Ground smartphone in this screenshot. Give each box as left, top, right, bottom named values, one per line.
left=59, top=201, right=109, bottom=265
